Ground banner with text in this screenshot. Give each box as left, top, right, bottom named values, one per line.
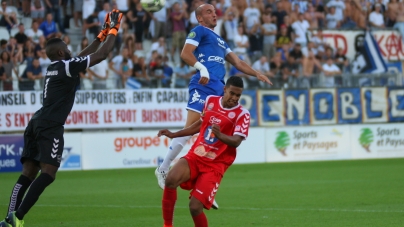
left=0, top=133, right=82, bottom=172
left=351, top=124, right=404, bottom=159
left=265, top=125, right=352, bottom=162
left=323, top=29, right=404, bottom=63
left=81, top=129, right=266, bottom=170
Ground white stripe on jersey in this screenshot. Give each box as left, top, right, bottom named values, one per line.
left=186, top=39, right=199, bottom=47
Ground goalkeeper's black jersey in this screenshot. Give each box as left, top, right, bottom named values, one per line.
left=32, top=56, right=90, bottom=124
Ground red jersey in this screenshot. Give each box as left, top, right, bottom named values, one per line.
left=186, top=95, right=250, bottom=174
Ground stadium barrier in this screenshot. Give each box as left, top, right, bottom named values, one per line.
left=1, top=123, right=403, bottom=172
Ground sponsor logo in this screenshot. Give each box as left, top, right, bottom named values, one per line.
left=208, top=103, right=214, bottom=110
left=208, top=56, right=225, bottom=64
left=114, top=136, right=161, bottom=151
left=189, top=89, right=204, bottom=104
left=217, top=38, right=226, bottom=49
left=51, top=138, right=59, bottom=159
left=200, top=59, right=205, bottom=63
left=198, top=53, right=205, bottom=58
left=228, top=112, right=235, bottom=119
left=46, top=70, right=58, bottom=76
left=235, top=125, right=241, bottom=131
left=153, top=156, right=164, bottom=166
left=196, top=189, right=203, bottom=194
left=359, top=128, right=373, bottom=152
left=274, top=131, right=290, bottom=156
left=209, top=116, right=221, bottom=124
left=188, top=31, right=196, bottom=38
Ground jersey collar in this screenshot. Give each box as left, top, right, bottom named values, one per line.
left=219, top=97, right=240, bottom=110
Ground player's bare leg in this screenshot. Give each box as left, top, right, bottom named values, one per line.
left=162, top=158, right=191, bottom=227
left=156, top=110, right=220, bottom=209
left=155, top=110, right=200, bottom=188
left=189, top=197, right=208, bottom=227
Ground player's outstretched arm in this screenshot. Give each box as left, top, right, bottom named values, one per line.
left=225, top=52, right=273, bottom=85
left=211, top=124, right=244, bottom=147
left=88, top=10, right=123, bottom=67
left=181, top=43, right=210, bottom=85
left=158, top=120, right=202, bottom=139
left=78, top=12, right=111, bottom=57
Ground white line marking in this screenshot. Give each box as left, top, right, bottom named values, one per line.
left=11, top=204, right=403, bottom=213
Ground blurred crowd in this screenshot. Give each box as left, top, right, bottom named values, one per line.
left=0, top=0, right=402, bottom=91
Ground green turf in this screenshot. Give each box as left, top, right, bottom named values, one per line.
left=1, top=158, right=404, bottom=226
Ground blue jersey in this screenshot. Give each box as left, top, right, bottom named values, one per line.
left=185, top=25, right=232, bottom=95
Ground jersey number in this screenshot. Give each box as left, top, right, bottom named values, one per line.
left=204, top=126, right=217, bottom=144
left=44, top=78, right=50, bottom=99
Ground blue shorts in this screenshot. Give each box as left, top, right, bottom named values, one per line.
left=186, top=89, right=209, bottom=113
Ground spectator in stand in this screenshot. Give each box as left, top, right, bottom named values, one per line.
left=251, top=56, right=274, bottom=88
left=223, top=10, right=239, bottom=49
left=311, top=29, right=328, bottom=58
left=305, top=3, right=324, bottom=29
left=98, top=2, right=110, bottom=26
left=369, top=3, right=385, bottom=29
left=25, top=21, right=44, bottom=44
left=291, top=0, right=308, bottom=13
left=302, top=50, right=322, bottom=88
left=61, top=35, right=73, bottom=56
left=0, top=59, right=6, bottom=89
left=248, top=21, right=264, bottom=63
left=302, top=41, right=318, bottom=58
left=272, top=0, right=287, bottom=28
left=122, top=36, right=135, bottom=59
left=275, top=24, right=292, bottom=50
left=326, top=0, right=345, bottom=22
left=122, top=58, right=134, bottom=88
left=243, top=0, right=261, bottom=33
left=84, top=8, right=100, bottom=42
left=280, top=55, right=299, bottom=88
left=40, top=13, right=61, bottom=39
left=341, top=0, right=366, bottom=29
left=34, top=35, right=46, bottom=58
left=170, top=2, right=188, bottom=63
left=0, top=39, right=7, bottom=53
left=31, top=0, right=45, bottom=24
left=334, top=47, right=349, bottom=72
left=270, top=52, right=283, bottom=78
left=151, top=2, right=167, bottom=40
left=22, top=39, right=36, bottom=66
left=148, top=37, right=167, bottom=63
left=76, top=36, right=89, bottom=55
left=132, top=56, right=150, bottom=87
left=233, top=25, right=250, bottom=63
left=290, top=3, right=301, bottom=22
left=38, top=49, right=51, bottom=79
left=394, top=2, right=404, bottom=43
left=174, top=59, right=194, bottom=88
left=1, top=51, right=17, bottom=91
left=149, top=55, right=165, bottom=87
left=0, top=11, right=18, bottom=32
left=18, top=57, right=42, bottom=91
left=325, top=6, right=341, bottom=28
left=322, top=46, right=334, bottom=62
left=73, top=0, right=83, bottom=27
left=15, top=24, right=28, bottom=47
left=322, top=57, right=341, bottom=87
left=261, top=13, right=277, bottom=60
left=83, top=0, right=96, bottom=22
left=233, top=0, right=248, bottom=17
left=127, top=0, right=147, bottom=50
left=87, top=59, right=109, bottom=90
left=386, top=0, right=399, bottom=28
left=162, top=56, right=173, bottom=88
left=289, top=43, right=303, bottom=64
left=7, top=37, right=23, bottom=64
left=115, top=0, right=130, bottom=14
left=0, top=0, right=16, bottom=29
left=45, top=0, right=64, bottom=33
left=110, top=47, right=133, bottom=89
left=277, top=43, right=290, bottom=62
left=189, top=0, right=204, bottom=29
left=292, top=13, right=310, bottom=47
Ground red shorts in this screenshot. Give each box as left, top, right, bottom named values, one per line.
left=180, top=155, right=224, bottom=210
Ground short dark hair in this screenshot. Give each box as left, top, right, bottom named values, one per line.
left=45, top=38, right=64, bottom=60
left=226, top=76, right=244, bottom=88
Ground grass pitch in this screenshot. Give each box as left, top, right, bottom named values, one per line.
left=1, top=158, right=404, bottom=227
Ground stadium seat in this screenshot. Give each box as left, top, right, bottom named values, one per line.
left=10, top=27, right=19, bottom=37
left=21, top=17, right=33, bottom=29
left=0, top=27, right=10, bottom=41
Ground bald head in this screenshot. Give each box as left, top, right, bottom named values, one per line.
left=195, top=4, right=217, bottom=28
left=195, top=4, right=208, bottom=18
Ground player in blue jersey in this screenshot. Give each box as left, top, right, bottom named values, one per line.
left=155, top=3, right=272, bottom=209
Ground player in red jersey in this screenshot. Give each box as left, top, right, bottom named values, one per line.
left=157, top=76, right=250, bottom=227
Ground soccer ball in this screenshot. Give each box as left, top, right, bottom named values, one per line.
left=141, top=0, right=166, bottom=12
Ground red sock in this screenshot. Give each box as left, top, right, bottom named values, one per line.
left=162, top=187, right=177, bottom=226
left=192, top=212, right=208, bottom=227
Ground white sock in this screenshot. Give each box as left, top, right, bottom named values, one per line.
left=159, top=136, right=191, bottom=172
